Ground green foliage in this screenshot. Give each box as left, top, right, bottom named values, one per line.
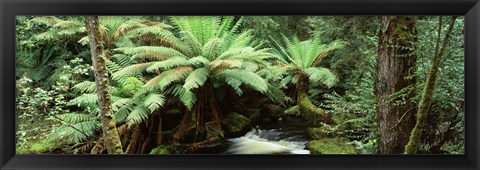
left=269, top=34, right=343, bottom=90
left=16, top=16, right=464, bottom=154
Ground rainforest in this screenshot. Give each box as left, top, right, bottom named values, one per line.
left=15, top=16, right=464, bottom=154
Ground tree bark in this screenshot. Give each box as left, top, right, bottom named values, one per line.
left=85, top=16, right=124, bottom=154
left=404, top=16, right=457, bottom=154
left=376, top=16, right=418, bottom=154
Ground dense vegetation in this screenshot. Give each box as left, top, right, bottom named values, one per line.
left=16, top=16, right=464, bottom=154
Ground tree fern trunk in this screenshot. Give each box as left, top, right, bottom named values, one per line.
left=404, top=16, right=457, bottom=154
left=296, top=77, right=334, bottom=125
left=125, top=125, right=140, bottom=154
left=85, top=16, right=124, bottom=154
left=376, top=16, right=417, bottom=154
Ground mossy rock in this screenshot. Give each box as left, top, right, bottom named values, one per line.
left=150, top=145, right=170, bottom=154
left=247, top=109, right=261, bottom=123
left=308, top=127, right=336, bottom=139
left=307, top=138, right=357, bottom=154
left=221, top=112, right=252, bottom=137
left=262, top=105, right=285, bottom=119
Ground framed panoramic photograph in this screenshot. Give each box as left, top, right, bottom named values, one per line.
left=1, top=0, right=479, bottom=170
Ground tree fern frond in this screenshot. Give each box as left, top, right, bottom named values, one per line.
left=157, top=66, right=193, bottom=90
left=56, top=113, right=96, bottom=124
left=165, top=85, right=196, bottom=110
left=115, top=106, right=133, bottom=124
left=217, top=69, right=268, bottom=93
left=265, top=83, right=287, bottom=104
left=311, top=40, right=345, bottom=67
left=30, top=16, right=61, bottom=26
left=68, top=93, right=98, bottom=108
left=112, top=62, right=155, bottom=81
left=183, top=67, right=210, bottom=91
left=126, top=26, right=184, bottom=49
left=130, top=53, right=171, bottom=62
left=202, top=38, right=224, bottom=60
left=112, top=98, right=135, bottom=112
left=224, top=77, right=243, bottom=96
left=142, top=93, right=165, bottom=113
left=229, top=29, right=254, bottom=49
left=215, top=16, right=235, bottom=38
left=72, top=81, right=97, bottom=93
left=52, top=20, right=83, bottom=29
left=115, top=46, right=187, bottom=59
left=182, top=30, right=203, bottom=55
left=126, top=105, right=149, bottom=125
left=188, top=56, right=210, bottom=67
left=304, top=67, right=338, bottom=88
left=208, top=59, right=242, bottom=72
left=146, top=56, right=190, bottom=72
left=142, top=66, right=193, bottom=92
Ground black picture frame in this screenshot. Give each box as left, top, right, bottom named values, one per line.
left=1, top=0, right=479, bottom=169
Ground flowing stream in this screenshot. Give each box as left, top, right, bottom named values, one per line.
left=226, top=117, right=311, bottom=154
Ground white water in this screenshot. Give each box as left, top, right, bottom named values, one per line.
left=226, top=128, right=310, bottom=154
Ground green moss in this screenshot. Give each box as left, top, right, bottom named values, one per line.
left=119, top=77, right=144, bottom=96
left=150, top=145, right=170, bottom=154
left=221, top=112, right=251, bottom=136
left=17, top=139, right=56, bottom=154
left=307, top=138, right=357, bottom=154
left=284, top=105, right=300, bottom=116
left=308, top=127, right=335, bottom=139
left=247, top=109, right=261, bottom=122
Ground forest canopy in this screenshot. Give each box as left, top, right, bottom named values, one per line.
left=15, top=16, right=464, bottom=154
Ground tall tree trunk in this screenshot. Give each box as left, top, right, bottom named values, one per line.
left=376, top=16, right=417, bottom=154
left=404, top=16, right=457, bottom=154
left=85, top=16, right=124, bottom=154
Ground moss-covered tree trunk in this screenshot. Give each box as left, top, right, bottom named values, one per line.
left=85, top=16, right=124, bottom=154
left=404, top=16, right=457, bottom=154
left=376, top=16, right=417, bottom=154
left=297, top=76, right=334, bottom=125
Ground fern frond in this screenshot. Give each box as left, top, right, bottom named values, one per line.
left=165, top=85, right=196, bottom=110
left=112, top=62, right=155, bottom=81
left=265, top=83, right=287, bottom=104
left=68, top=93, right=98, bottom=108
left=115, top=46, right=186, bottom=59
left=183, top=67, right=210, bottom=91
left=143, top=66, right=193, bottom=91
left=142, top=93, right=165, bottom=113
left=202, top=38, right=224, bottom=60
left=56, top=113, right=96, bottom=123
left=224, top=77, right=243, bottom=96
left=229, top=29, right=254, bottom=49
left=112, top=98, right=135, bottom=111
left=304, top=67, right=337, bottom=88
left=126, top=106, right=149, bottom=125
left=217, top=69, right=268, bottom=94
left=188, top=56, right=210, bottom=67
left=311, top=40, right=345, bottom=67
left=30, top=16, right=61, bottom=26
left=146, top=56, right=190, bottom=72
left=72, top=81, right=97, bottom=93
